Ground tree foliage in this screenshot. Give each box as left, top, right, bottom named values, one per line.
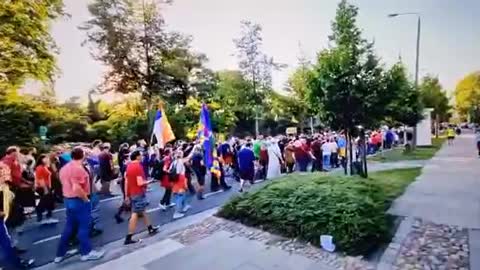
left=455, top=72, right=480, bottom=123
left=0, top=0, right=64, bottom=91
left=419, top=75, right=451, bottom=122
left=307, top=0, right=391, bottom=131
left=234, top=20, right=285, bottom=135
left=81, top=0, right=210, bottom=105
left=0, top=90, right=89, bottom=152
left=385, top=63, right=423, bottom=126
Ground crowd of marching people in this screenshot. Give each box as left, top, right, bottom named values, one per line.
left=0, top=126, right=404, bottom=269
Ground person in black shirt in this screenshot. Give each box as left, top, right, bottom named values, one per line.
left=98, top=143, right=114, bottom=195
left=114, top=143, right=131, bottom=223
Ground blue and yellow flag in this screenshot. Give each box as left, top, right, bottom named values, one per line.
left=197, top=104, right=221, bottom=179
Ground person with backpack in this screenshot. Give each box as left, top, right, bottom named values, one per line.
left=188, top=145, right=206, bottom=200
left=123, top=150, right=159, bottom=245
left=114, top=143, right=131, bottom=223
left=170, top=150, right=190, bottom=219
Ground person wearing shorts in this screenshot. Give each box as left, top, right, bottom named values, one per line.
left=237, top=143, right=256, bottom=192
left=447, top=127, right=455, bottom=145
left=124, top=151, right=159, bottom=245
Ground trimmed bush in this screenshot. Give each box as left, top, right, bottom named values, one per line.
left=218, top=168, right=420, bottom=255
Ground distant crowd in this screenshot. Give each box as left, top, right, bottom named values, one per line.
left=0, top=127, right=407, bottom=268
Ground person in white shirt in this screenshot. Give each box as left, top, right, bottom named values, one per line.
left=321, top=139, right=332, bottom=171
left=329, top=139, right=339, bottom=168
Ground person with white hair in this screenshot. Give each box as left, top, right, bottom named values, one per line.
left=98, top=143, right=114, bottom=195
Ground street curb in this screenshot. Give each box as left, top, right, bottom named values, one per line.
left=34, top=207, right=218, bottom=270
left=376, top=216, right=414, bottom=270
left=469, top=229, right=480, bottom=270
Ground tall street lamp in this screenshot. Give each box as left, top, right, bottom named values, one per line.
left=388, top=12, right=421, bottom=149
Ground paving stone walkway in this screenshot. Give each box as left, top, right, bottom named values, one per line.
left=380, top=133, right=480, bottom=270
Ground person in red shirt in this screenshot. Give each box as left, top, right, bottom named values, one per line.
left=34, top=154, right=58, bottom=225
left=1, top=146, right=28, bottom=188
left=55, top=148, right=104, bottom=263
left=124, top=150, right=159, bottom=245
left=158, top=148, right=175, bottom=209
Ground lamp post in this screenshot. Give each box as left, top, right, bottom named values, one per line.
left=388, top=12, right=421, bottom=150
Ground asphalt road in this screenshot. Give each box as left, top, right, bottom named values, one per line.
left=2, top=175, right=249, bottom=267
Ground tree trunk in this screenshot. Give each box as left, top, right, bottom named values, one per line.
left=348, top=131, right=354, bottom=176
left=362, top=130, right=368, bottom=178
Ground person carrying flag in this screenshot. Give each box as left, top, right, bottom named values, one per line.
left=197, top=104, right=231, bottom=192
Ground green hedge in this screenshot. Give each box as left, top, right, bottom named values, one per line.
left=218, top=168, right=421, bottom=255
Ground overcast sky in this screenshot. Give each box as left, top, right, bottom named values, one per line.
left=47, top=0, right=480, bottom=101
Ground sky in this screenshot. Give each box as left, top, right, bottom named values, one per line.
left=45, top=0, right=480, bottom=101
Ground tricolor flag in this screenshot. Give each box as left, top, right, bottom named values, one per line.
left=152, top=107, right=175, bottom=147
left=197, top=103, right=221, bottom=179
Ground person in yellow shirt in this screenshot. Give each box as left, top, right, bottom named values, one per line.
left=446, top=126, right=455, bottom=145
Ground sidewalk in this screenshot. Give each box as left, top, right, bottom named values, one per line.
left=380, top=133, right=480, bottom=270
left=389, top=134, right=480, bottom=228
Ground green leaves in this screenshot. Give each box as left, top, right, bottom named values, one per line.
left=419, top=75, right=451, bottom=121
left=218, top=168, right=421, bottom=255
left=307, top=0, right=424, bottom=131
left=385, top=63, right=423, bottom=126
left=0, top=0, right=64, bottom=90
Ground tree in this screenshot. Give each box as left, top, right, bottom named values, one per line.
left=385, top=62, right=423, bottom=128
left=234, top=20, right=284, bottom=137
left=419, top=75, right=451, bottom=132
left=282, top=56, right=316, bottom=132
left=455, top=72, right=480, bottom=123
left=307, top=0, right=393, bottom=176
left=81, top=0, right=209, bottom=106
left=0, top=0, right=64, bottom=91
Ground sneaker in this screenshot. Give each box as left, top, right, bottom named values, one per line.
left=124, top=238, right=139, bottom=245
left=80, top=250, right=105, bottom=261
left=158, top=203, right=167, bottom=211
left=148, top=226, right=159, bottom=235
left=173, top=212, right=185, bottom=219
left=54, top=256, right=64, bottom=264
left=20, top=258, right=35, bottom=268
left=167, top=203, right=176, bottom=208
left=182, top=205, right=191, bottom=213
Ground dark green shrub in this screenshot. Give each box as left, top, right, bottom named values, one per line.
left=218, top=169, right=419, bottom=255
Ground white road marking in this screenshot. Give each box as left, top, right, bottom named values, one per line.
left=52, top=196, right=121, bottom=214
left=33, top=234, right=61, bottom=245
left=203, top=190, right=224, bottom=198
left=146, top=207, right=161, bottom=213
